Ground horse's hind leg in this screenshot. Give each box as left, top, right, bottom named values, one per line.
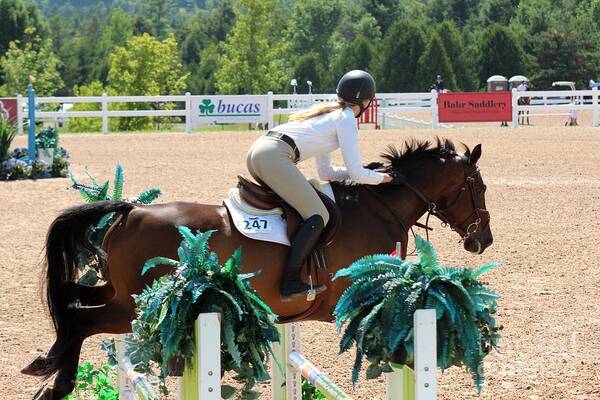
left=22, top=283, right=116, bottom=377
left=28, top=299, right=135, bottom=400
left=66, top=282, right=115, bottom=306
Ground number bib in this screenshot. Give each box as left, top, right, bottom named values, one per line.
left=241, top=217, right=271, bottom=233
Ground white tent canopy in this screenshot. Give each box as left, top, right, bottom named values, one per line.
left=509, top=75, right=529, bottom=83
left=487, top=75, right=507, bottom=82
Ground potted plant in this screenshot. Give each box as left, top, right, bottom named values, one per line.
left=36, top=127, right=58, bottom=165
left=0, top=115, right=17, bottom=161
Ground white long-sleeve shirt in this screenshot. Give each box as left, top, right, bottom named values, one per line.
left=271, top=107, right=385, bottom=184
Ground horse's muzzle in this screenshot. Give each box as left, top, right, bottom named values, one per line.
left=464, top=235, right=493, bottom=254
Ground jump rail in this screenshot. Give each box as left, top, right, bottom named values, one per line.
left=271, top=310, right=436, bottom=400
left=119, top=309, right=436, bottom=400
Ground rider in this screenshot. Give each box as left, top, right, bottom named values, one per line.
left=246, top=70, right=394, bottom=302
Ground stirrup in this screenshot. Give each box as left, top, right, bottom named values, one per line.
left=280, top=277, right=327, bottom=303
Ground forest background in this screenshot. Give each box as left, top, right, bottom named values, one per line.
left=1, top=0, right=597, bottom=101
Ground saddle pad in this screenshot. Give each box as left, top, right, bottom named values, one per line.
left=225, top=181, right=335, bottom=246
left=224, top=198, right=291, bottom=246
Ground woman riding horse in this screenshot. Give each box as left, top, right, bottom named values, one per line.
left=246, top=70, right=393, bottom=302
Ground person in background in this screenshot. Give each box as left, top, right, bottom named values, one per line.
left=433, top=75, right=444, bottom=92
left=517, top=80, right=528, bottom=92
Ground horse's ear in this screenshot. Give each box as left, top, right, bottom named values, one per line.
left=469, top=144, right=482, bottom=165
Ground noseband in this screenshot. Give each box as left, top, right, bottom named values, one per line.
left=392, top=165, right=489, bottom=243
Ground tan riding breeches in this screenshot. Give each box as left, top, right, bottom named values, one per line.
left=246, top=136, right=330, bottom=225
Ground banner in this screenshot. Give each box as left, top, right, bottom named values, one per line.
left=191, top=95, right=268, bottom=127
left=438, top=92, right=512, bottom=122
left=0, top=98, right=18, bottom=123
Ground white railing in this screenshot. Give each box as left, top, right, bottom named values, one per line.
left=512, top=88, right=600, bottom=127
left=14, top=88, right=600, bottom=134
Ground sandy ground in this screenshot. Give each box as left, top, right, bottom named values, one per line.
left=2, top=126, right=600, bottom=399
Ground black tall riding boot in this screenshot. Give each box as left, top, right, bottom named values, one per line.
left=280, top=215, right=327, bottom=302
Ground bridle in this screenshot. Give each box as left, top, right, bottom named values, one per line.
left=366, top=162, right=489, bottom=245
left=424, top=166, right=490, bottom=242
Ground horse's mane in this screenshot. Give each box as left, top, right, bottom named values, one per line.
left=366, top=137, right=469, bottom=173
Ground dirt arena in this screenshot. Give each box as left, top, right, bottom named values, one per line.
left=2, top=126, right=600, bottom=399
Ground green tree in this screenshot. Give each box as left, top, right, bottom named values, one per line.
left=428, top=0, right=481, bottom=27
left=0, top=28, right=63, bottom=96
left=478, top=24, right=524, bottom=88
left=416, top=32, right=458, bottom=91
left=479, top=0, right=515, bottom=26
left=187, top=43, right=220, bottom=94
left=377, top=19, right=427, bottom=92
left=144, top=0, right=174, bottom=38
left=286, top=0, right=342, bottom=63
left=109, top=33, right=188, bottom=95
left=108, top=33, right=189, bottom=130
left=360, top=0, right=400, bottom=34
left=0, top=0, right=45, bottom=55
left=437, top=20, right=473, bottom=90
left=205, top=0, right=236, bottom=42
left=293, top=52, right=326, bottom=93
left=215, top=0, right=288, bottom=94
left=529, top=15, right=600, bottom=88
left=56, top=15, right=105, bottom=91
left=66, top=81, right=106, bottom=132
left=328, top=35, right=375, bottom=91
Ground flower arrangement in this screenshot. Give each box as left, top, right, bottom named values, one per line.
left=0, top=125, right=70, bottom=180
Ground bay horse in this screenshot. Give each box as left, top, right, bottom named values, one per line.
left=23, top=138, right=493, bottom=400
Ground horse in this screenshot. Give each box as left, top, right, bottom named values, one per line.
left=518, top=95, right=531, bottom=125
left=23, top=138, right=493, bottom=400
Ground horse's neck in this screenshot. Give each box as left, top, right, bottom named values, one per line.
left=332, top=167, right=450, bottom=230
left=331, top=182, right=427, bottom=232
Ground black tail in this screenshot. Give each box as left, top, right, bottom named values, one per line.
left=39, top=201, right=134, bottom=377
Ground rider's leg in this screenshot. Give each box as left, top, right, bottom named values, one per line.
left=247, top=137, right=329, bottom=300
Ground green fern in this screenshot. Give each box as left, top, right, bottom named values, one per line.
left=70, top=164, right=162, bottom=285
left=126, top=227, right=279, bottom=398
left=333, top=236, right=501, bottom=393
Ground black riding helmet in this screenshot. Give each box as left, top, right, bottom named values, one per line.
left=336, top=70, right=376, bottom=118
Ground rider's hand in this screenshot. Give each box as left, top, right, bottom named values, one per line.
left=381, top=174, right=394, bottom=184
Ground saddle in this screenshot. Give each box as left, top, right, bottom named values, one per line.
left=234, top=175, right=342, bottom=323
left=236, top=175, right=341, bottom=248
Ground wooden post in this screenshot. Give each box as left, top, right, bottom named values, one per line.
left=102, top=93, right=109, bottom=134
left=271, top=323, right=302, bottom=400
left=185, top=92, right=192, bottom=133
left=512, top=88, right=519, bottom=128
left=267, top=91, right=274, bottom=130
left=430, top=90, right=439, bottom=128
left=592, top=87, right=599, bottom=127
left=180, top=313, right=221, bottom=400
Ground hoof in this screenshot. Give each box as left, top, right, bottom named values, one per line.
left=22, top=356, right=54, bottom=377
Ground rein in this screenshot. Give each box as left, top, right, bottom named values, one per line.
left=375, top=165, right=489, bottom=245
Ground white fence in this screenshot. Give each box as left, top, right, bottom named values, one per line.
left=512, top=88, right=600, bottom=127
left=15, top=88, right=600, bottom=134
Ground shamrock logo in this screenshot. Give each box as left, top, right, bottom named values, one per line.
left=199, top=99, right=215, bottom=115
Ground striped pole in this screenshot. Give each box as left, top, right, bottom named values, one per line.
left=287, top=352, right=352, bottom=400
left=117, top=338, right=158, bottom=400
